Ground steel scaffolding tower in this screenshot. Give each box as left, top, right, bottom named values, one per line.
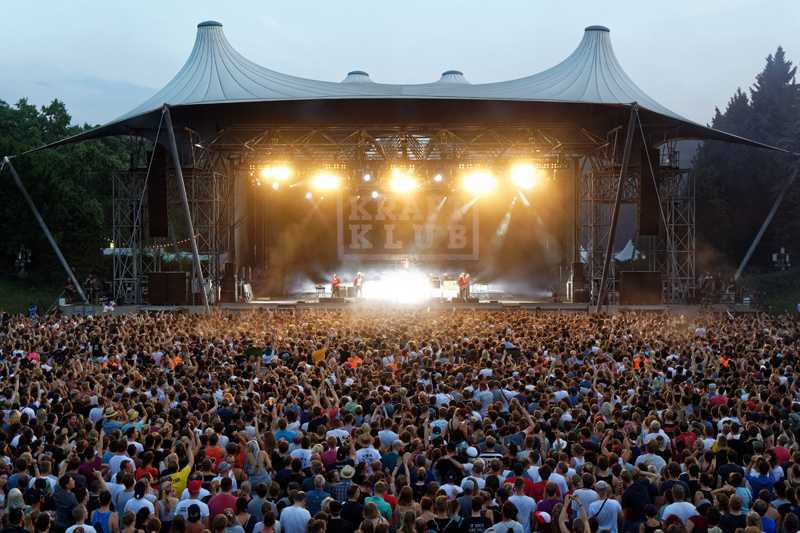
left=111, top=150, right=234, bottom=304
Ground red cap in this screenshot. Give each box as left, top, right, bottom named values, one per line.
left=188, top=480, right=202, bottom=493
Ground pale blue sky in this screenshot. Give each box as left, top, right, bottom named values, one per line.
left=2, top=0, right=798, bottom=126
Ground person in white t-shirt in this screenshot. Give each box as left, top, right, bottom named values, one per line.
left=662, top=485, right=698, bottom=526
left=587, top=482, right=622, bottom=533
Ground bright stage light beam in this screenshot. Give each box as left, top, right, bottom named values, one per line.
left=463, top=170, right=496, bottom=195
left=511, top=163, right=538, bottom=190
left=311, top=172, right=340, bottom=190
left=260, top=165, right=292, bottom=181
left=433, top=174, right=443, bottom=183
left=271, top=182, right=280, bottom=190
left=390, top=168, right=418, bottom=193
left=371, top=190, right=379, bottom=199
left=362, top=269, right=432, bottom=304
left=272, top=165, right=292, bottom=181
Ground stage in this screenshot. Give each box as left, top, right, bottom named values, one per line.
left=58, top=298, right=755, bottom=316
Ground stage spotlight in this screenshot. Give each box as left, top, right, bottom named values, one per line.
left=305, top=192, right=312, bottom=199
left=390, top=168, right=418, bottom=193
left=311, top=172, right=340, bottom=190
left=363, top=173, right=372, bottom=182
left=272, top=165, right=292, bottom=181
left=271, top=182, right=280, bottom=190
left=433, top=174, right=443, bottom=183
left=371, top=190, right=379, bottom=199
left=511, top=163, right=538, bottom=190
left=463, top=170, right=496, bottom=195
left=260, top=165, right=292, bottom=181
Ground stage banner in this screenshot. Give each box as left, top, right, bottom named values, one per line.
left=337, top=193, right=479, bottom=261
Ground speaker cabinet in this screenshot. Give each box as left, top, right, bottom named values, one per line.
left=148, top=272, right=189, bottom=305
left=619, top=271, right=661, bottom=305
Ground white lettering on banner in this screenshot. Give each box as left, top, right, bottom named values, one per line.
left=349, top=197, right=371, bottom=221
left=375, top=198, right=397, bottom=221
left=398, top=201, right=423, bottom=222
left=339, top=193, right=477, bottom=259
left=384, top=225, right=402, bottom=249
left=448, top=225, right=467, bottom=249
left=349, top=225, right=372, bottom=249
left=413, top=224, right=434, bottom=249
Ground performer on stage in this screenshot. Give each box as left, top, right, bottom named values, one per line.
left=331, top=273, right=342, bottom=297
left=457, top=272, right=471, bottom=301
left=353, top=271, right=364, bottom=298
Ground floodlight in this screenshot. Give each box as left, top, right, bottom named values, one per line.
left=390, top=168, right=418, bottom=193
left=463, top=171, right=496, bottom=194
left=305, top=192, right=313, bottom=199
left=433, top=174, right=443, bottom=183
left=371, top=190, right=379, bottom=199
left=363, top=173, right=372, bottom=182
left=311, top=172, right=340, bottom=190
left=511, top=163, right=538, bottom=190
left=272, top=165, right=292, bottom=181
left=271, top=182, right=280, bottom=190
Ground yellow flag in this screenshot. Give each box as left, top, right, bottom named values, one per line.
left=312, top=347, right=327, bottom=365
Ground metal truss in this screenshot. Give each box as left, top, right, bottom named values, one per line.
left=578, top=126, right=641, bottom=305
left=200, top=123, right=599, bottom=169
left=111, top=169, right=157, bottom=303
left=111, top=144, right=235, bottom=304
left=658, top=147, right=696, bottom=303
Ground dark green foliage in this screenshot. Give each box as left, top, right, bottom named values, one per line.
left=693, top=47, right=800, bottom=270
left=0, top=98, right=128, bottom=281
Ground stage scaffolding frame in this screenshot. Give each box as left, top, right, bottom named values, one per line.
left=110, top=120, right=696, bottom=305
left=111, top=141, right=234, bottom=305
left=577, top=131, right=696, bottom=306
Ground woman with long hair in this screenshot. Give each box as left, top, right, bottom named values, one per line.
left=154, top=481, right=177, bottom=533
left=394, top=486, right=418, bottom=525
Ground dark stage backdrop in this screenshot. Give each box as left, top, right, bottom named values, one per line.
left=250, top=177, right=578, bottom=294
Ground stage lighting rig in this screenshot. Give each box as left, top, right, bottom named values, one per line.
left=462, top=170, right=496, bottom=195
left=311, top=172, right=341, bottom=190
left=259, top=164, right=292, bottom=182
left=389, top=167, right=419, bottom=193
left=510, top=162, right=538, bottom=190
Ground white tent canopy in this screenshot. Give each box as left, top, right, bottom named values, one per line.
left=116, top=22, right=693, bottom=120
left=29, top=21, right=784, bottom=152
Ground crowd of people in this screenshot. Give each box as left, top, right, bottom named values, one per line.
left=0, top=308, right=798, bottom=533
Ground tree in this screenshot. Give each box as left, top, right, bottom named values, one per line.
left=0, top=98, right=128, bottom=282
left=693, top=47, right=800, bottom=271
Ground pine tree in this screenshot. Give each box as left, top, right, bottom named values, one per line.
left=693, top=46, right=800, bottom=271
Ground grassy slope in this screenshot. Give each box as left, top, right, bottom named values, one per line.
left=0, top=277, right=63, bottom=314
left=742, top=268, right=800, bottom=313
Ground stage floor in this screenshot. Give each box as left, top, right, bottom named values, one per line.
left=58, top=298, right=756, bottom=315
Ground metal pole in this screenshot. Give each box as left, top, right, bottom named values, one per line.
left=595, top=104, right=638, bottom=313
left=734, top=160, right=799, bottom=281
left=162, top=105, right=210, bottom=312
left=2, top=156, right=89, bottom=304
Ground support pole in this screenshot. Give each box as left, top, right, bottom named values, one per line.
left=734, top=160, right=800, bottom=281
left=163, top=105, right=210, bottom=312
left=595, top=104, right=638, bottom=313
left=2, top=156, right=89, bottom=304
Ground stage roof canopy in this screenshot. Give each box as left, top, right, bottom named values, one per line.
left=32, top=20, right=784, bottom=152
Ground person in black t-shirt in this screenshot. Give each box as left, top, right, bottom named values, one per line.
left=465, top=496, right=493, bottom=533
